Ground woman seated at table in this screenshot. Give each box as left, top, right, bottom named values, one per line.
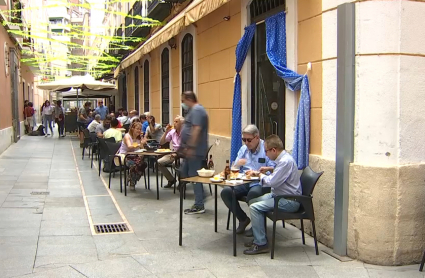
left=144, top=115, right=164, bottom=142
left=118, top=122, right=148, bottom=191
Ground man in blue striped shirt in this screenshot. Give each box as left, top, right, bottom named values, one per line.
left=220, top=125, right=275, bottom=234
left=244, top=135, right=302, bottom=255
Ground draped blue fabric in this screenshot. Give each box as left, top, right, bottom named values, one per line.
left=266, top=12, right=311, bottom=169
left=230, top=24, right=256, bottom=162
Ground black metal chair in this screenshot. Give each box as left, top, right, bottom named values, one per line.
left=105, top=141, right=123, bottom=192
left=82, top=129, right=95, bottom=160
left=123, top=123, right=130, bottom=133
left=97, top=137, right=116, bottom=176
left=265, top=166, right=324, bottom=259
left=420, top=251, right=425, bottom=271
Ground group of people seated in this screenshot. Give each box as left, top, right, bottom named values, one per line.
left=219, top=124, right=302, bottom=256
left=78, top=100, right=183, bottom=192
left=79, top=97, right=303, bottom=257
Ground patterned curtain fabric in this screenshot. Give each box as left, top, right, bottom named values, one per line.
left=265, top=12, right=311, bottom=169
left=230, top=24, right=256, bottom=162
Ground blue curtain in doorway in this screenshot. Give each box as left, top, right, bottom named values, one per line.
left=266, top=12, right=311, bottom=169
left=230, top=24, right=256, bottom=162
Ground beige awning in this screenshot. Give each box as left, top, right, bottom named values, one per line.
left=185, top=0, right=229, bottom=25
left=114, top=0, right=230, bottom=78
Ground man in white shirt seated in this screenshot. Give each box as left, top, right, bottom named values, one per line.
left=103, top=118, right=123, bottom=142
left=117, top=111, right=130, bottom=125
left=243, top=135, right=302, bottom=255
left=87, top=114, right=101, bottom=133
left=129, top=110, right=139, bottom=123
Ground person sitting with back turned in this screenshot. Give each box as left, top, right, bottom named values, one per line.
left=243, top=135, right=302, bottom=255
left=158, top=115, right=184, bottom=188
left=220, top=124, right=276, bottom=234
left=96, top=115, right=112, bottom=138
left=103, top=118, right=123, bottom=142
left=118, top=110, right=130, bottom=125
left=88, top=114, right=101, bottom=133
left=129, top=110, right=139, bottom=123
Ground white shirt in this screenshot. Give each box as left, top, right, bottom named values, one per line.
left=87, top=120, right=100, bottom=133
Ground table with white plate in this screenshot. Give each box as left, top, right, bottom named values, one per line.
left=178, top=175, right=253, bottom=256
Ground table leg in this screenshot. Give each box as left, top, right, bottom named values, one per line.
left=156, top=157, right=159, bottom=200
left=147, top=157, right=151, bottom=190
left=232, top=187, right=237, bottom=256
left=179, top=182, right=185, bottom=246
left=215, top=184, right=217, bottom=233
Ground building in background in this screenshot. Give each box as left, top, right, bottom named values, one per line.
left=110, top=0, right=425, bottom=266
left=0, top=0, right=50, bottom=152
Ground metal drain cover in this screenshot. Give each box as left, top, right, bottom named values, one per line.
left=94, top=223, right=129, bottom=234
left=30, top=192, right=50, bottom=195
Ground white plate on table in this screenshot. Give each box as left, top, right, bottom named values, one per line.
left=134, top=149, right=146, bottom=153
left=210, top=178, right=223, bottom=183
left=241, top=176, right=260, bottom=181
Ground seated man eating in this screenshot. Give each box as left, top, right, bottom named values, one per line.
left=243, top=135, right=302, bottom=255
left=220, top=124, right=275, bottom=234
left=158, top=115, right=184, bottom=188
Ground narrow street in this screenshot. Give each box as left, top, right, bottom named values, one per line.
left=0, top=135, right=420, bottom=278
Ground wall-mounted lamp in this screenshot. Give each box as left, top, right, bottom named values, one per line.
left=168, top=37, right=177, bottom=49
left=223, top=16, right=231, bottom=21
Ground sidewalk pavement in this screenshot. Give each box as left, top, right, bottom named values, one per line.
left=0, top=135, right=422, bottom=278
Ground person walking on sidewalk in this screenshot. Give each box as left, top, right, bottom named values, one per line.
left=24, top=102, right=35, bottom=133
left=55, top=100, right=65, bottom=137
left=179, top=91, right=209, bottom=215
left=42, top=100, right=54, bottom=137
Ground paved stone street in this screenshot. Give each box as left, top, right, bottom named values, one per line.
left=0, top=135, right=422, bottom=278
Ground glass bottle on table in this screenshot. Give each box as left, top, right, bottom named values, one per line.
left=224, top=160, right=230, bottom=180
left=208, top=155, right=214, bottom=170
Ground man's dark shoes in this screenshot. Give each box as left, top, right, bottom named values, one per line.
left=164, top=179, right=176, bottom=188
left=184, top=205, right=205, bottom=215
left=236, top=218, right=251, bottom=234
left=243, top=243, right=270, bottom=255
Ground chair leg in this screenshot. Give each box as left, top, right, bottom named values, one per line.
left=300, top=219, right=305, bottom=245
left=209, top=184, right=212, bottom=196
left=311, top=220, right=319, bottom=255
left=108, top=170, right=112, bottom=189
left=282, top=220, right=285, bottom=228
left=82, top=147, right=85, bottom=160
left=98, top=158, right=102, bottom=176
left=271, top=220, right=277, bottom=259
left=226, top=209, right=231, bottom=230
left=144, top=168, right=147, bottom=189
left=420, top=250, right=425, bottom=271
left=91, top=150, right=94, bottom=168
left=264, top=217, right=267, bottom=234
left=119, top=169, right=123, bottom=193
left=161, top=173, right=163, bottom=188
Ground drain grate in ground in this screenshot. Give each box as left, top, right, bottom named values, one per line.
left=30, top=191, right=50, bottom=195
left=94, top=223, right=130, bottom=234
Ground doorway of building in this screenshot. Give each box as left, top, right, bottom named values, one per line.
left=10, top=48, right=20, bottom=142
left=250, top=0, right=286, bottom=142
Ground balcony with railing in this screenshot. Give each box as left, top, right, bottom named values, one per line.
left=147, top=0, right=184, bottom=22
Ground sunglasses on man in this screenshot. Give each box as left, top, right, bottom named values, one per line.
left=242, top=137, right=255, bottom=143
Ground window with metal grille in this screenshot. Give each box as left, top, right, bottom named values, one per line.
left=143, top=60, right=150, bottom=112
left=181, top=34, right=193, bottom=115
left=250, top=0, right=285, bottom=23
left=161, top=48, right=170, bottom=125
left=134, top=66, right=139, bottom=110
